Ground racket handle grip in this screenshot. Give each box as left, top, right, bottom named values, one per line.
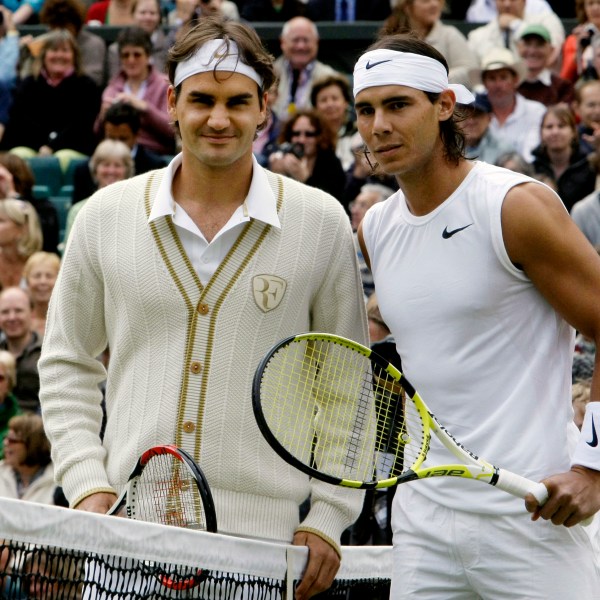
left=496, top=468, right=548, bottom=504
left=496, top=469, right=593, bottom=527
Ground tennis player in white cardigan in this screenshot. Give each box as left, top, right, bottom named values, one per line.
left=39, top=17, right=368, bottom=600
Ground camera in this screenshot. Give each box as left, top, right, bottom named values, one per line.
left=581, top=26, right=596, bottom=49
left=278, top=142, right=304, bottom=159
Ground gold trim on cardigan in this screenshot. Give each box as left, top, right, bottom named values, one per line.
left=143, top=170, right=285, bottom=457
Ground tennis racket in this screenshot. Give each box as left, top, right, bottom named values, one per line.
left=107, top=445, right=217, bottom=590
left=252, top=333, right=558, bottom=509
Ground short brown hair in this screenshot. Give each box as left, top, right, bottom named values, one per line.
left=167, top=16, right=276, bottom=107
left=310, top=73, right=351, bottom=107
left=8, top=413, right=51, bottom=468
left=37, top=29, right=82, bottom=77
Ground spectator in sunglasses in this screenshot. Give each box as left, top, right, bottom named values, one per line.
left=268, top=109, right=346, bottom=201
left=0, top=413, right=56, bottom=504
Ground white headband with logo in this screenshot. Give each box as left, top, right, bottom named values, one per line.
left=174, top=39, right=263, bottom=88
left=353, top=49, right=475, bottom=105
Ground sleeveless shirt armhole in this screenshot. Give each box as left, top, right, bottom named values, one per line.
left=489, top=180, right=531, bottom=283
left=360, top=204, right=379, bottom=272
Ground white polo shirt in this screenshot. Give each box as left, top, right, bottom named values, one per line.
left=148, top=153, right=281, bottom=283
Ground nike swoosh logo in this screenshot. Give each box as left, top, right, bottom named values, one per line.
left=442, top=224, right=473, bottom=239
left=366, top=59, right=392, bottom=70
left=587, top=416, right=598, bottom=447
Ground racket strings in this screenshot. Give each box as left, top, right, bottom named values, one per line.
left=134, top=455, right=209, bottom=530
left=371, top=369, right=426, bottom=479
left=259, top=339, right=427, bottom=486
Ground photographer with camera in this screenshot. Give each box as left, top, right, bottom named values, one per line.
left=268, top=109, right=346, bottom=202
left=561, top=0, right=600, bottom=83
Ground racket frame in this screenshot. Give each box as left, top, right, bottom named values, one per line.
left=253, top=333, right=548, bottom=505
left=106, top=444, right=218, bottom=590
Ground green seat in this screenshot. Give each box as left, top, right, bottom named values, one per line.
left=32, top=184, right=51, bottom=200
left=26, top=157, right=63, bottom=196
left=62, top=158, right=89, bottom=188
left=48, top=195, right=72, bottom=240
left=58, top=184, right=74, bottom=199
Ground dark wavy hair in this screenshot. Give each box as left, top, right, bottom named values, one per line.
left=363, top=33, right=467, bottom=166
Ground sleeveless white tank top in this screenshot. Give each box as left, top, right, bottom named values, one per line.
left=362, top=161, right=576, bottom=514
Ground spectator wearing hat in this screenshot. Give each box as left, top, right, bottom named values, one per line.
left=467, top=0, right=565, bottom=68
left=479, top=46, right=546, bottom=162
left=516, top=23, right=574, bottom=106
left=461, top=92, right=514, bottom=164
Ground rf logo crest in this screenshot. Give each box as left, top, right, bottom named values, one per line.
left=252, top=275, right=287, bottom=312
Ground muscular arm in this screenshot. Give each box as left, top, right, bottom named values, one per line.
left=502, top=183, right=600, bottom=525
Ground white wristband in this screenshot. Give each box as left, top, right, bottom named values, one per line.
left=571, top=402, right=600, bottom=471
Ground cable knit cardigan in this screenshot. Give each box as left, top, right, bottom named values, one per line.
left=39, top=167, right=368, bottom=548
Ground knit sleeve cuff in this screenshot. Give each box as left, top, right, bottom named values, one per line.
left=293, top=526, right=342, bottom=559
left=61, top=458, right=114, bottom=508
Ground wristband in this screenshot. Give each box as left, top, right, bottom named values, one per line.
left=571, top=402, right=600, bottom=471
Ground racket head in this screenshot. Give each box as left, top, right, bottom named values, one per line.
left=252, top=332, right=431, bottom=489
left=110, top=445, right=217, bottom=591
left=112, top=445, right=217, bottom=532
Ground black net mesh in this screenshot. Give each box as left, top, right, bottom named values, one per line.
left=0, top=498, right=391, bottom=600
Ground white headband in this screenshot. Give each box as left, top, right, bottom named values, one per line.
left=353, top=49, right=475, bottom=105
left=174, top=39, right=263, bottom=88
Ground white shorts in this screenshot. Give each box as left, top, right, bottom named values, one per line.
left=390, top=486, right=600, bottom=600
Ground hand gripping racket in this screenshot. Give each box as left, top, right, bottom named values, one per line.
left=252, top=333, right=560, bottom=510
left=107, top=445, right=217, bottom=590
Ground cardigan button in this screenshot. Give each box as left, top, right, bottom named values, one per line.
left=182, top=421, right=195, bottom=433
left=197, top=302, right=209, bottom=315
left=190, top=361, right=202, bottom=374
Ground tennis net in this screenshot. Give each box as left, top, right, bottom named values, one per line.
left=0, top=497, right=391, bottom=599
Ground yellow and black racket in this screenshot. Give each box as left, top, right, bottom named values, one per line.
left=252, top=333, right=550, bottom=505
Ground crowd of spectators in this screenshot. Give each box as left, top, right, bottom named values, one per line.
left=0, top=0, right=597, bottom=547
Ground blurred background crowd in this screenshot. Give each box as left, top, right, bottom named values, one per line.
left=0, top=0, right=597, bottom=546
